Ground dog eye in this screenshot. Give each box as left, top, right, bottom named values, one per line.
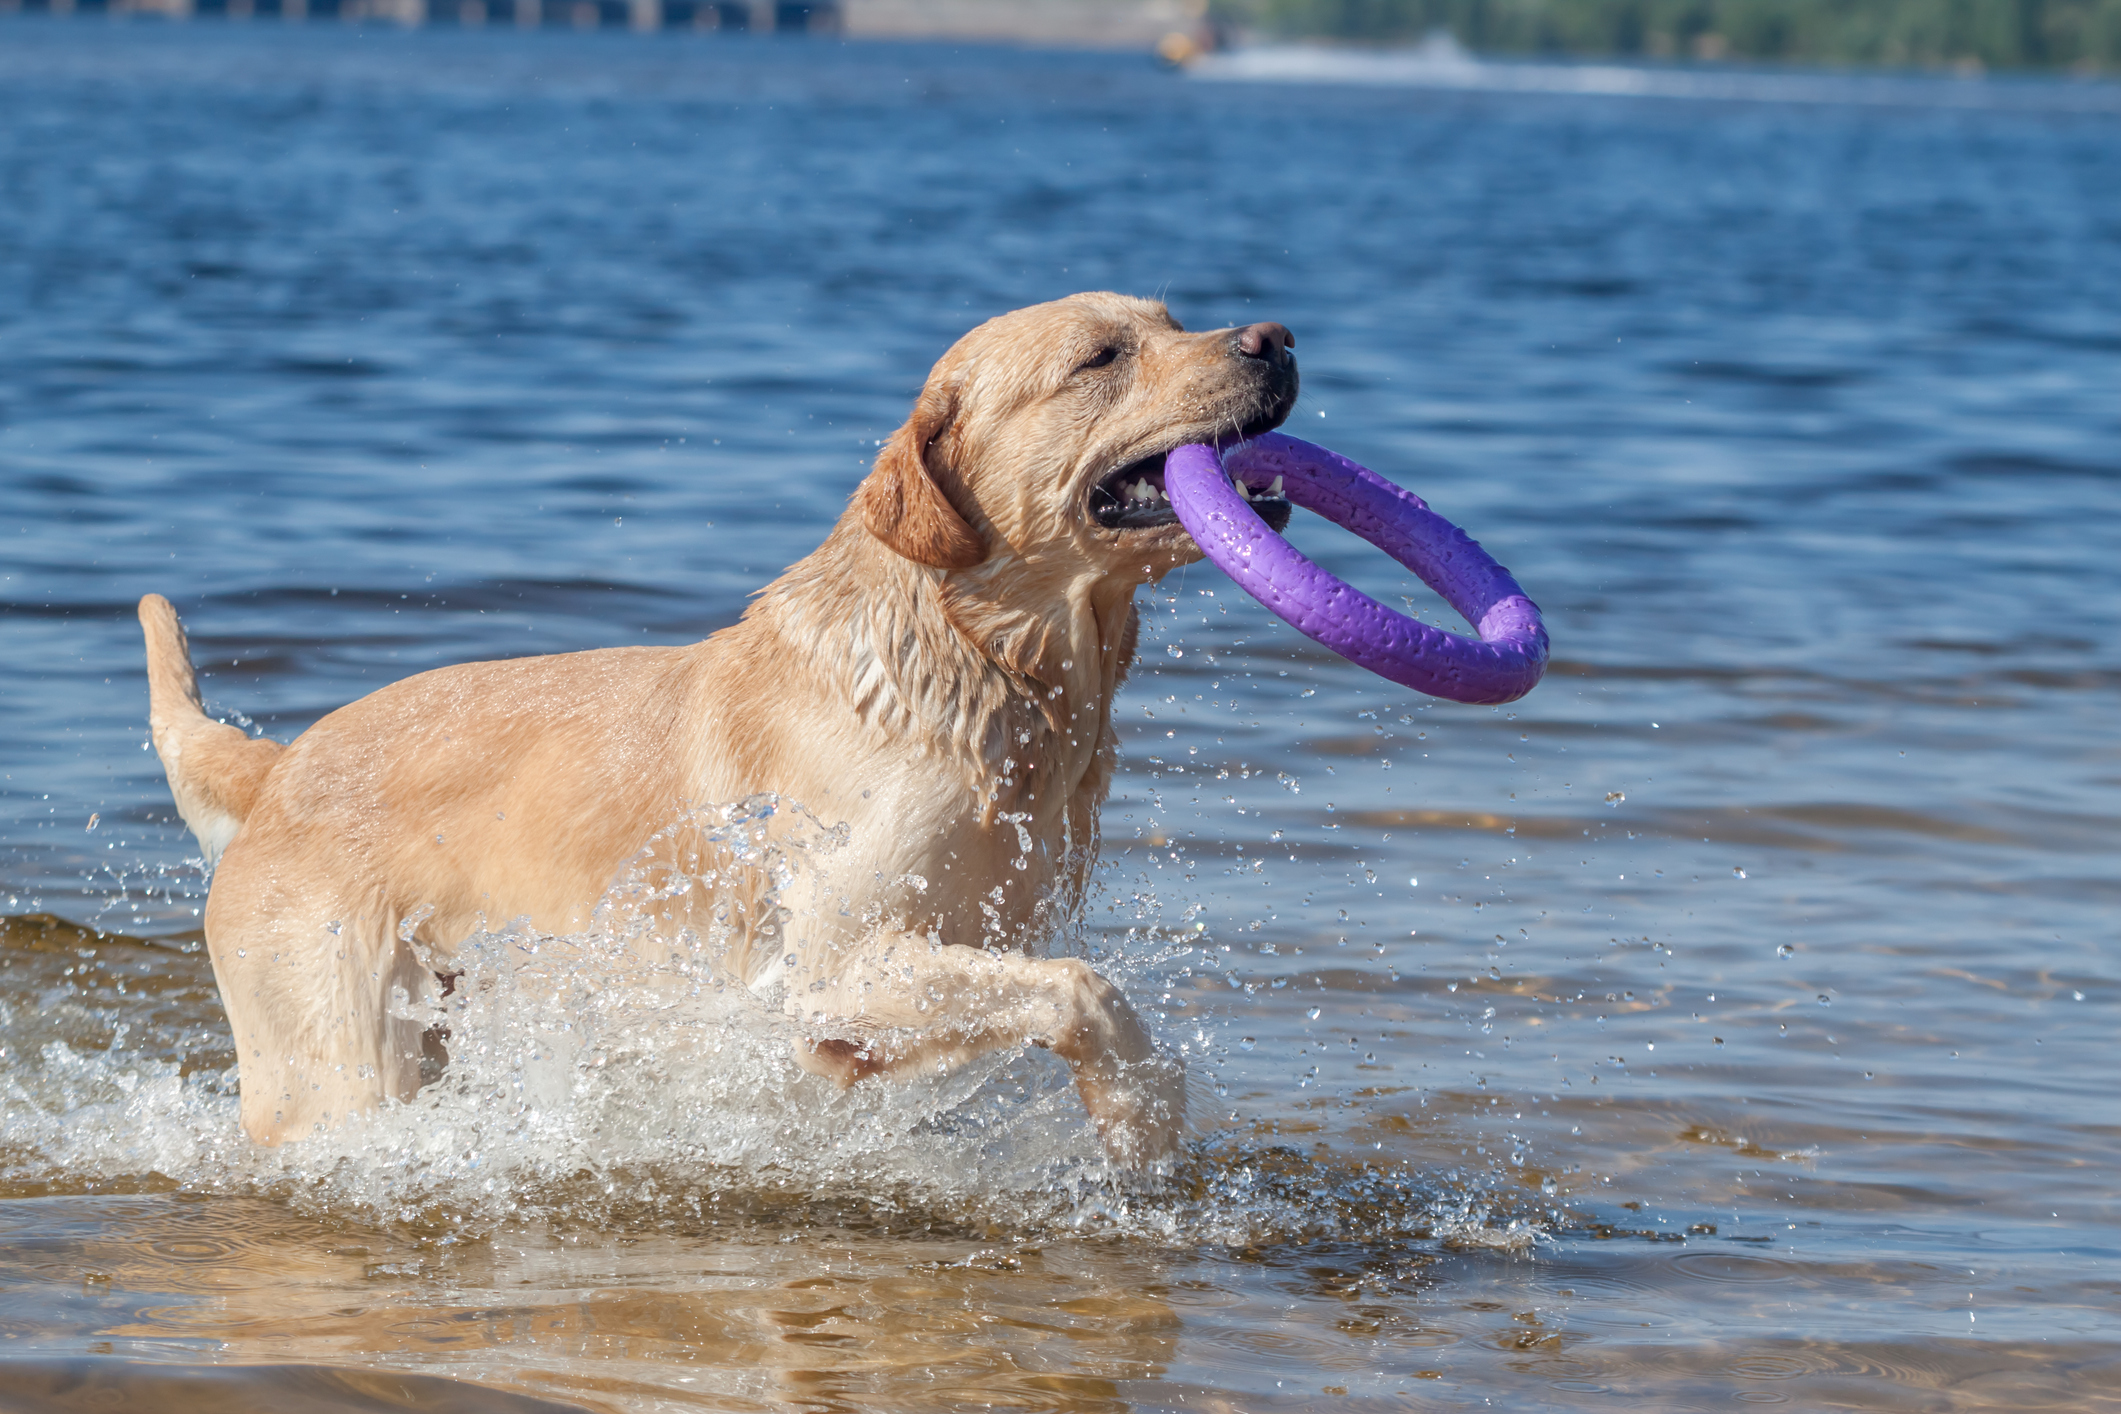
left=1077, top=345, right=1121, bottom=372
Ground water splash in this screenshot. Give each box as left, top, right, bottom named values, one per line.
left=0, top=796, right=1547, bottom=1253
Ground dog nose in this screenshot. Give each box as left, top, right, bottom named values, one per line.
left=1236, top=322, right=1295, bottom=363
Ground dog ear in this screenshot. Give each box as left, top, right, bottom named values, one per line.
left=858, top=384, right=985, bottom=570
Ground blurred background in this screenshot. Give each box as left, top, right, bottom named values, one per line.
left=1, top=8, right=2117, bottom=1414
left=6, top=0, right=2120, bottom=70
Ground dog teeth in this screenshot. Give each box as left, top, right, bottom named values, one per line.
left=1268, top=476, right=1284, bottom=498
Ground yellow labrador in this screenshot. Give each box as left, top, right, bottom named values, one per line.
left=139, top=292, right=1298, bottom=1167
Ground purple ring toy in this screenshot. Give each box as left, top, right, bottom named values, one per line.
left=1163, top=434, right=1548, bottom=706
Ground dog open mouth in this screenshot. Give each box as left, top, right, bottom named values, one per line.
left=1088, top=447, right=1294, bottom=534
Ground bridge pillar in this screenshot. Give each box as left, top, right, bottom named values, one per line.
left=752, top=1, right=837, bottom=32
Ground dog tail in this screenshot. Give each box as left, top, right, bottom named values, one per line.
left=140, top=594, right=284, bottom=864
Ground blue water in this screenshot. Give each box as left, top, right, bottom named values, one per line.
left=2, top=20, right=2118, bottom=1412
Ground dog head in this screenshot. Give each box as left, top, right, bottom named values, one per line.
left=858, top=292, right=1299, bottom=581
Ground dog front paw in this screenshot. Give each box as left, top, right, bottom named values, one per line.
left=1076, top=1046, right=1186, bottom=1170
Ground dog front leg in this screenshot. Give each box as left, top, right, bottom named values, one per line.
left=788, top=935, right=1185, bottom=1169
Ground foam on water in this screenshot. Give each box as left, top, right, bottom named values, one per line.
left=1189, top=39, right=2121, bottom=112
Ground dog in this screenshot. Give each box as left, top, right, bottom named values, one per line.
left=139, top=292, right=1298, bottom=1168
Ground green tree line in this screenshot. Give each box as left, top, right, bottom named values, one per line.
left=1216, top=0, right=2121, bottom=68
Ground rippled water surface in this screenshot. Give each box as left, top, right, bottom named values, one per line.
left=3, top=20, right=2119, bottom=1412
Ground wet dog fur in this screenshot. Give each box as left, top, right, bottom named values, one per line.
left=139, top=292, right=1299, bottom=1167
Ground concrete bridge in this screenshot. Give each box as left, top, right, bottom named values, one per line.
left=5, top=0, right=841, bottom=32
left=0, top=0, right=1205, bottom=45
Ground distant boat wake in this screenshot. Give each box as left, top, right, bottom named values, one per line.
left=1187, top=38, right=2121, bottom=112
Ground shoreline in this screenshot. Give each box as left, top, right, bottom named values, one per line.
left=1, top=0, right=2115, bottom=79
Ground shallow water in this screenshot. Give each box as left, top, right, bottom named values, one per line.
left=3, top=19, right=2119, bottom=1412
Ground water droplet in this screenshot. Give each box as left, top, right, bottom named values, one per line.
left=1732, top=867, right=1746, bottom=878
left=1306, top=1006, right=1321, bottom=1020
left=1238, top=1036, right=1256, bottom=1051
left=1605, top=791, right=1625, bottom=806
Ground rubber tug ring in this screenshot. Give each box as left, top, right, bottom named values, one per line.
left=1163, top=434, right=1549, bottom=707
